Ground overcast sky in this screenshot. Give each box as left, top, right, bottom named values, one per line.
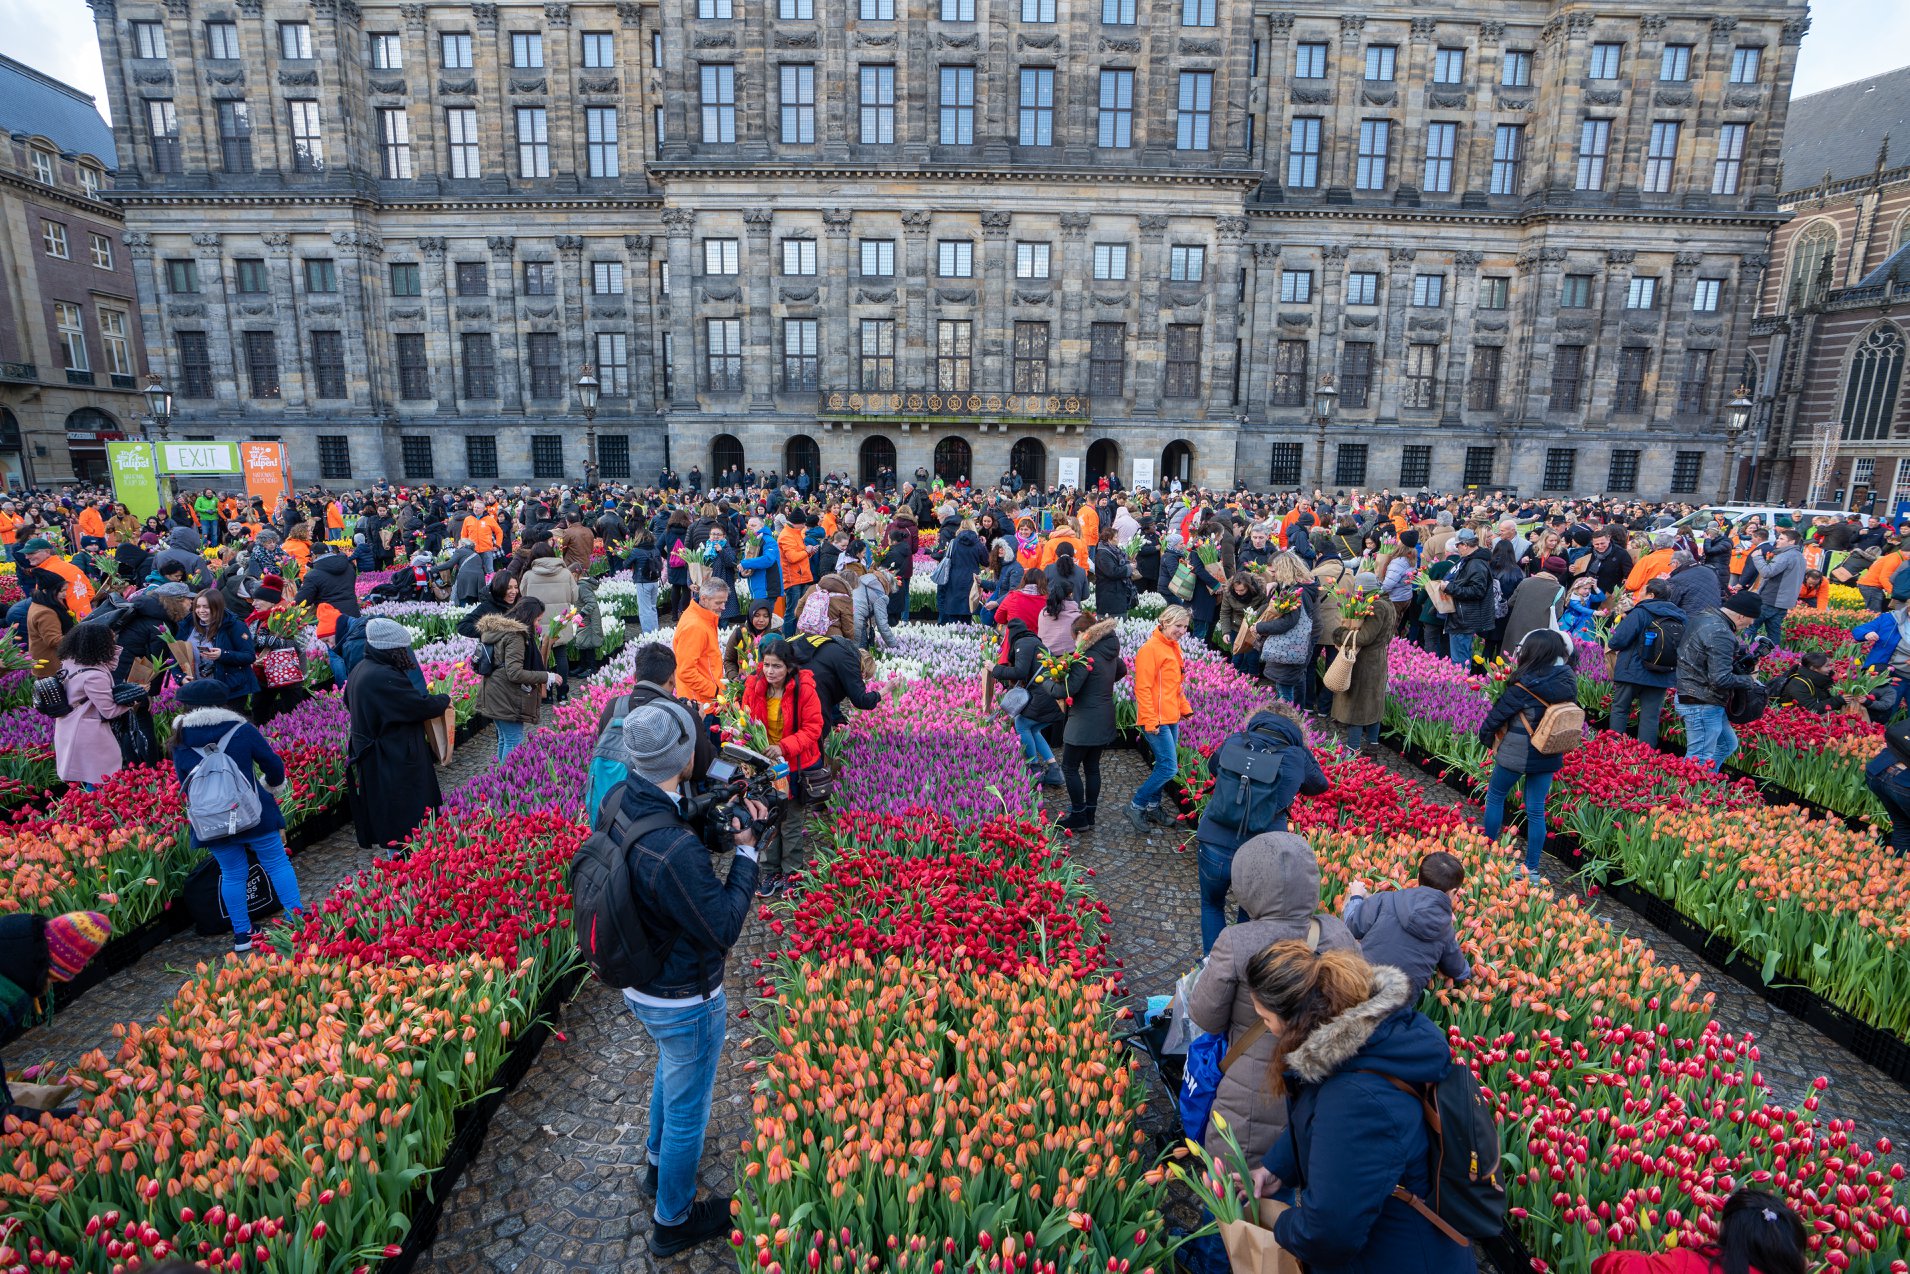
left=4, top=0, right=1904, bottom=124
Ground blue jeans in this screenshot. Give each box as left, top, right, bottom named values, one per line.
left=624, top=991, right=728, bottom=1227
left=1344, top=720, right=1380, bottom=749
left=1231, top=649, right=1262, bottom=679
left=1482, top=765, right=1554, bottom=873
left=1198, top=839, right=1251, bottom=954
left=1013, top=714, right=1054, bottom=767
left=1754, top=603, right=1789, bottom=649
left=1677, top=702, right=1737, bottom=771
left=636, top=581, right=660, bottom=633
left=494, top=719, right=526, bottom=760
left=1448, top=631, right=1476, bottom=669
left=782, top=582, right=807, bottom=636
left=1132, top=722, right=1179, bottom=810
left=207, top=829, right=302, bottom=936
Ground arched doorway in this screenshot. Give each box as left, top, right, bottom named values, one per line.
left=933, top=436, right=971, bottom=485
left=710, top=433, right=745, bottom=480
left=784, top=434, right=820, bottom=483
left=1009, top=436, right=1046, bottom=487
left=859, top=434, right=896, bottom=488
left=0, top=408, right=24, bottom=492
left=1161, top=439, right=1195, bottom=486
left=1086, top=438, right=1119, bottom=488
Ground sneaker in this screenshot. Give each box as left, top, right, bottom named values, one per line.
left=232, top=935, right=253, bottom=956
left=1148, top=800, right=1180, bottom=826
left=1124, top=803, right=1153, bottom=835
left=755, top=871, right=785, bottom=898
left=649, top=1195, right=732, bottom=1257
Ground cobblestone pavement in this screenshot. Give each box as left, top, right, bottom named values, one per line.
left=12, top=717, right=1907, bottom=1272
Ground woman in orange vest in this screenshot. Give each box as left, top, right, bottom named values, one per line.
left=283, top=523, right=313, bottom=573
left=1859, top=545, right=1906, bottom=611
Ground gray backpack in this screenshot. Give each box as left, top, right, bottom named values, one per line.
left=183, top=723, right=264, bottom=842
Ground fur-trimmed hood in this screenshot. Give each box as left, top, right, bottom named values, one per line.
left=174, top=706, right=250, bottom=731
left=1076, top=616, right=1119, bottom=651
left=475, top=613, right=529, bottom=639
left=1283, top=965, right=1431, bottom=1085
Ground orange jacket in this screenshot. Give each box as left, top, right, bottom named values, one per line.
left=673, top=601, right=723, bottom=706
left=326, top=502, right=344, bottom=530
left=1860, top=551, right=1904, bottom=589
left=284, top=538, right=311, bottom=569
left=1133, top=629, right=1191, bottom=731
left=1279, top=508, right=1303, bottom=547
left=1037, top=533, right=1087, bottom=570
left=39, top=556, right=93, bottom=618
left=821, top=511, right=839, bottom=537
left=1076, top=503, right=1100, bottom=548
left=1623, top=547, right=1675, bottom=595
left=777, top=524, right=813, bottom=587
left=76, top=507, right=105, bottom=539
left=461, top=514, right=501, bottom=555
left=0, top=512, right=15, bottom=545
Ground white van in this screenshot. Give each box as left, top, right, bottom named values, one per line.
left=1669, top=504, right=1850, bottom=542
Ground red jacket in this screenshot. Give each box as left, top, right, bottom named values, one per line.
left=994, top=589, right=1046, bottom=659
left=1592, top=1248, right=1759, bottom=1274
left=742, top=667, right=824, bottom=773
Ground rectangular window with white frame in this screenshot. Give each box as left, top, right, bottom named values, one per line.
left=1098, top=69, right=1134, bottom=148
left=593, top=261, right=625, bottom=294
left=442, top=32, right=473, bottom=68
left=1644, top=120, right=1679, bottom=193
left=783, top=318, right=819, bottom=390
left=147, top=99, right=181, bottom=173
left=512, top=31, right=544, bottom=66
left=1730, top=46, right=1761, bottom=83
left=860, top=0, right=894, bottom=17
left=55, top=303, right=88, bottom=371
left=42, top=221, right=68, bottom=259
left=380, top=107, right=413, bottom=179
left=1345, top=270, right=1378, bottom=305
left=587, top=106, right=620, bottom=176
left=89, top=233, right=113, bottom=270
left=582, top=30, right=616, bottom=67
left=371, top=33, right=403, bottom=69
left=1364, top=45, right=1395, bottom=80
left=101, top=308, right=133, bottom=377
left=1501, top=49, right=1531, bottom=86
left=447, top=107, right=480, bottom=178
left=1023, top=0, right=1057, bottom=22
left=1422, top=121, right=1456, bottom=192
left=1102, top=0, right=1135, bottom=22
left=859, top=65, right=896, bottom=143
left=1691, top=277, right=1722, bottom=312
left=1288, top=117, right=1321, bottom=187
left=597, top=332, right=631, bottom=395
left=1589, top=42, right=1622, bottom=79
left=1490, top=123, right=1524, bottom=195
left=1355, top=119, right=1389, bottom=189
left=133, top=20, right=168, bottom=59
left=938, top=240, right=973, bottom=277
left=860, top=239, right=895, bottom=277
left=1412, top=273, right=1444, bottom=307
left=217, top=100, right=253, bottom=173
left=704, top=238, right=740, bottom=275
left=1016, top=241, right=1051, bottom=279
left=206, top=21, right=241, bottom=60
left=939, top=66, right=976, bottom=145
left=289, top=100, right=324, bottom=171
left=1019, top=67, right=1055, bottom=146
left=700, top=64, right=737, bottom=142
left=1093, top=243, right=1128, bottom=280
left=1432, top=47, right=1465, bottom=83
left=515, top=106, right=549, bottom=176
left=783, top=238, right=818, bottom=276
left=706, top=318, right=743, bottom=391
left=780, top=64, right=816, bottom=143
left=1279, top=269, right=1312, bottom=303
left=1294, top=42, right=1327, bottom=78
left=1626, top=276, right=1658, bottom=309
left=1169, top=244, right=1205, bottom=282
left=942, top=0, right=975, bottom=18
left=1181, top=0, right=1215, bottom=27
left=279, top=21, right=312, bottom=59
left=1713, top=123, right=1747, bottom=195
left=1660, top=43, right=1691, bottom=81
left=1576, top=118, right=1610, bottom=190
left=1176, top=71, right=1213, bottom=150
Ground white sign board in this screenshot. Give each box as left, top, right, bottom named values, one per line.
left=159, top=441, right=241, bottom=474
left=1131, top=458, right=1156, bottom=490
left=1056, top=457, right=1081, bottom=489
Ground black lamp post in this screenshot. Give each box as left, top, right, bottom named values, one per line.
left=1724, top=384, right=1754, bottom=501
left=1311, top=375, right=1338, bottom=491
left=143, top=374, right=172, bottom=442
left=575, top=364, right=600, bottom=486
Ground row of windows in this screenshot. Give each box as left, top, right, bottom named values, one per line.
left=38, top=219, right=118, bottom=271
left=19, top=146, right=104, bottom=197
left=372, top=433, right=634, bottom=483
left=1282, top=39, right=1759, bottom=87
left=49, top=302, right=136, bottom=379
left=1304, top=442, right=1703, bottom=494
left=133, top=20, right=635, bottom=72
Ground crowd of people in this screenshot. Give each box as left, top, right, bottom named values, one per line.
left=9, top=468, right=1891, bottom=1269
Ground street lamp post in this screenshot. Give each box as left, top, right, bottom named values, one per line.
left=1724, top=384, right=1754, bottom=502
left=1311, top=375, right=1338, bottom=491
left=575, top=364, right=600, bottom=487
left=143, top=375, right=172, bottom=443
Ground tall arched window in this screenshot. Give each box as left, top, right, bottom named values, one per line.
left=1894, top=210, right=1910, bottom=256
left=1840, top=323, right=1906, bottom=442
left=1786, top=221, right=1837, bottom=312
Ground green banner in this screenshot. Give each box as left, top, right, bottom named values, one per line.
left=107, top=442, right=162, bottom=521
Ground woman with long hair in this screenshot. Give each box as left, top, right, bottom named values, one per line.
left=1239, top=941, right=1471, bottom=1273
left=739, top=638, right=824, bottom=896
left=1475, top=628, right=1576, bottom=881
left=183, top=588, right=259, bottom=707
left=475, top=596, right=560, bottom=760
left=52, top=621, right=136, bottom=790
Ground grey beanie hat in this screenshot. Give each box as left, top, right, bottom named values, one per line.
left=623, top=700, right=698, bottom=785
left=364, top=617, right=413, bottom=650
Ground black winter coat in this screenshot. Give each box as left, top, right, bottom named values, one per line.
left=1666, top=562, right=1722, bottom=614
left=112, top=593, right=180, bottom=684
left=613, top=775, right=757, bottom=999
left=1478, top=661, right=1580, bottom=776
left=293, top=553, right=360, bottom=618
left=790, top=633, right=881, bottom=730
left=1442, top=553, right=1496, bottom=636
left=1062, top=618, right=1126, bottom=747
left=345, top=656, right=452, bottom=850
left=1675, top=609, right=1761, bottom=708
left=995, top=620, right=1064, bottom=725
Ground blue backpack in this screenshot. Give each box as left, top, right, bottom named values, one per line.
left=1179, top=917, right=1319, bottom=1142
left=585, top=694, right=635, bottom=827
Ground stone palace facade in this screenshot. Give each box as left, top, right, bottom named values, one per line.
left=93, top=0, right=1806, bottom=495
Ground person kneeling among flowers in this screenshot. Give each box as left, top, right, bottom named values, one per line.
left=739, top=638, right=824, bottom=897
left=0, top=911, right=109, bottom=1121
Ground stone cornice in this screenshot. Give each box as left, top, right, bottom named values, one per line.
left=0, top=169, right=125, bottom=222
left=1241, top=203, right=1789, bottom=230
left=644, top=161, right=1263, bottom=190
left=105, top=192, right=666, bottom=213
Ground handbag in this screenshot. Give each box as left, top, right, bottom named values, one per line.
left=182, top=849, right=286, bottom=936
left=795, top=761, right=835, bottom=803
left=1168, top=558, right=1196, bottom=600
left=257, top=646, right=304, bottom=689
left=998, top=686, right=1031, bottom=717
left=1321, top=631, right=1360, bottom=694
left=110, top=707, right=161, bottom=766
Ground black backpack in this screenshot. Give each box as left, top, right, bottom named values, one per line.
left=568, top=802, right=686, bottom=988
left=1640, top=612, right=1685, bottom=672
left=1362, top=1066, right=1507, bottom=1246
left=1198, top=728, right=1291, bottom=840
left=470, top=638, right=497, bottom=678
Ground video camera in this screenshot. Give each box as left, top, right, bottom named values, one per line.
left=685, top=741, right=790, bottom=851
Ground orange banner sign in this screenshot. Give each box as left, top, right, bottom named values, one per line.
left=241, top=441, right=291, bottom=507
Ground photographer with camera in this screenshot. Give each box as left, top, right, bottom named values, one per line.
left=584, top=698, right=765, bottom=1256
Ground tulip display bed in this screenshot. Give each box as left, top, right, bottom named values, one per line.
left=7, top=620, right=1910, bottom=1273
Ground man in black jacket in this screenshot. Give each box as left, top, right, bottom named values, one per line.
left=789, top=632, right=881, bottom=731
left=1439, top=529, right=1494, bottom=668
left=610, top=698, right=761, bottom=1254
left=1580, top=528, right=1633, bottom=597
left=1673, top=591, right=1765, bottom=772
left=595, top=642, right=717, bottom=782
left=293, top=544, right=361, bottom=619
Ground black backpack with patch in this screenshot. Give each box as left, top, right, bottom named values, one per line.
left=1197, top=726, right=1292, bottom=842
left=1640, top=612, right=1685, bottom=673
left=568, top=802, right=686, bottom=988
left=1361, top=1065, right=1508, bottom=1247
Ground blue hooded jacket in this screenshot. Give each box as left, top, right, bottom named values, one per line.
left=1265, top=966, right=1473, bottom=1273
left=613, top=775, right=758, bottom=1000
left=1194, top=711, right=1330, bottom=850
left=171, top=706, right=287, bottom=851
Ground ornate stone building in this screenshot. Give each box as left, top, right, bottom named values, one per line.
left=1746, top=64, right=1910, bottom=512
left=0, top=54, right=151, bottom=487
left=93, top=0, right=1804, bottom=495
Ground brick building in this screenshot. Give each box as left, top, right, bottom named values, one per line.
left=93, top=0, right=1803, bottom=495
left=1747, top=64, right=1910, bottom=512
left=0, top=53, right=151, bottom=487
